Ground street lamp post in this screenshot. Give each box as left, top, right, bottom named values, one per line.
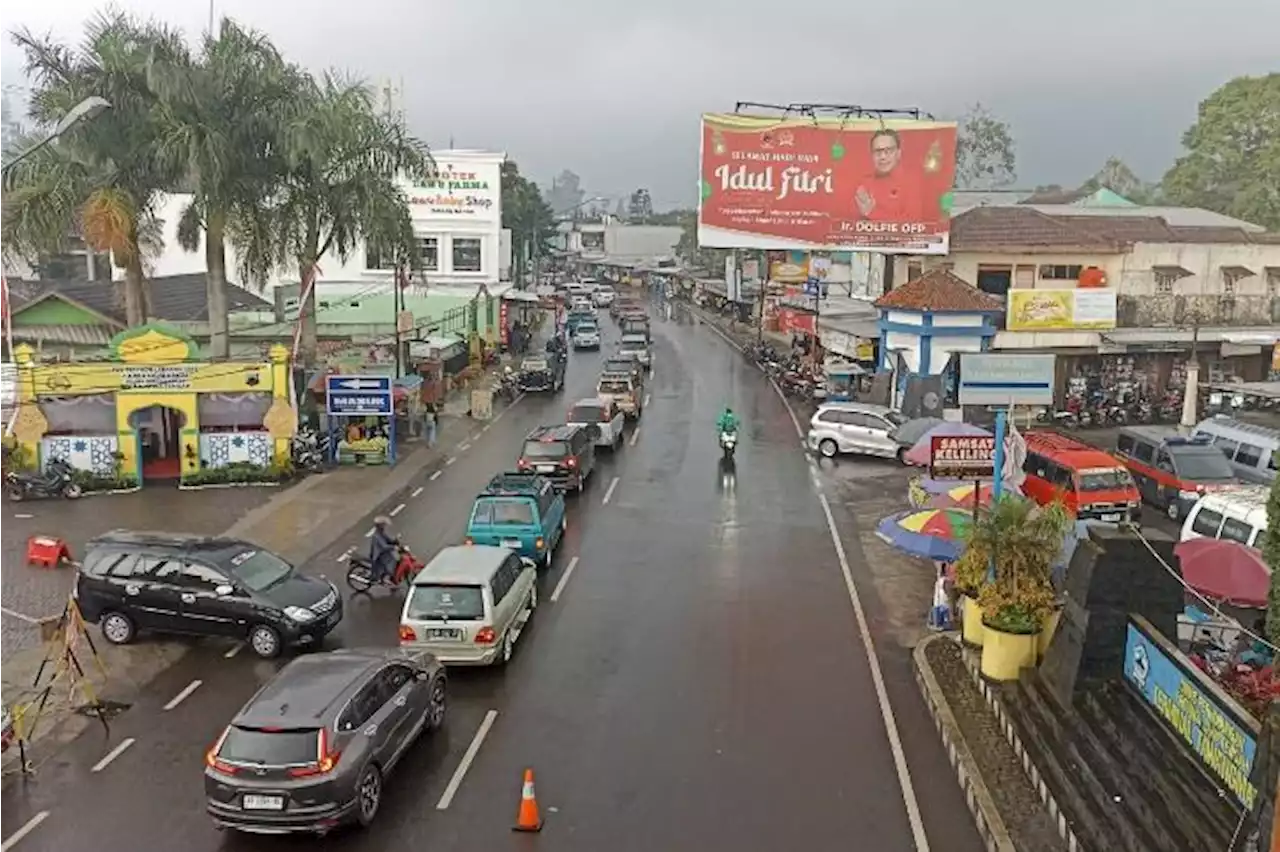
left=2, top=96, right=112, bottom=177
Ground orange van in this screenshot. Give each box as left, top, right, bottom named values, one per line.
left=1022, top=431, right=1142, bottom=523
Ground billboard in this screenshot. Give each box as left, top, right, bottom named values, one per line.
left=929, top=436, right=996, bottom=480
left=698, top=113, right=957, bottom=254
left=1007, top=289, right=1117, bottom=331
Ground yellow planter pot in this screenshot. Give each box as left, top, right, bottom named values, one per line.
left=980, top=623, right=1038, bottom=681
left=1037, top=607, right=1063, bottom=661
left=961, top=595, right=985, bottom=648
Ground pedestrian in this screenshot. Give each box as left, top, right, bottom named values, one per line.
left=423, top=401, right=438, bottom=448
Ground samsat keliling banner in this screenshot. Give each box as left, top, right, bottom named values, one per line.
left=698, top=113, right=957, bottom=254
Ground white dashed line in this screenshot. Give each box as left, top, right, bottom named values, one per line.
left=628, top=427, right=641, bottom=447
left=390, top=503, right=406, bottom=517
left=164, top=679, right=202, bottom=711
left=411, top=486, right=425, bottom=498
left=643, top=392, right=651, bottom=407
left=445, top=457, right=456, bottom=466
left=12, top=513, right=33, bottom=520
left=459, top=441, right=472, bottom=452
left=2, top=810, right=49, bottom=850
left=364, top=527, right=375, bottom=538
left=436, top=709, right=499, bottom=810
left=550, top=556, right=581, bottom=603
left=224, top=643, right=243, bottom=659
left=91, top=738, right=135, bottom=773
left=336, top=548, right=353, bottom=563
left=430, top=470, right=443, bottom=481
left=481, top=423, right=491, bottom=432
left=601, top=476, right=620, bottom=506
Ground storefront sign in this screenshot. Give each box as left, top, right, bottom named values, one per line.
left=698, top=113, right=957, bottom=255
left=1123, top=617, right=1259, bottom=808
left=34, top=362, right=270, bottom=395
left=499, top=300, right=510, bottom=347
left=1007, top=289, right=1117, bottom=331
left=929, top=435, right=996, bottom=479
left=776, top=307, right=815, bottom=336
left=959, top=353, right=1056, bottom=406
left=407, top=159, right=500, bottom=221
left=325, top=375, right=393, bottom=417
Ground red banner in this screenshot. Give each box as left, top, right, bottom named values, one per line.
left=698, top=113, right=956, bottom=255
left=929, top=436, right=996, bottom=480
left=499, top=300, right=510, bottom=347
left=776, top=307, right=815, bottom=336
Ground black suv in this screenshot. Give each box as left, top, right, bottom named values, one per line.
left=517, top=424, right=596, bottom=492
left=77, top=531, right=342, bottom=658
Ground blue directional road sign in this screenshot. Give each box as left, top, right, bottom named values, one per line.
left=325, top=374, right=393, bottom=416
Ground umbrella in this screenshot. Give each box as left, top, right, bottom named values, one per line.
left=927, top=482, right=997, bottom=510
left=890, top=417, right=944, bottom=448
left=904, top=422, right=992, bottom=467
left=1174, top=538, right=1270, bottom=609
left=876, top=508, right=973, bottom=562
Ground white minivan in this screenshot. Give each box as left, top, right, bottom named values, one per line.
left=1179, top=485, right=1270, bottom=549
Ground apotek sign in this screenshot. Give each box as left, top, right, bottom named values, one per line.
left=930, top=435, right=996, bottom=480
left=407, top=158, right=499, bottom=221
left=698, top=113, right=957, bottom=254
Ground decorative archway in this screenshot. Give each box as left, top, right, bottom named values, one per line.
left=115, top=393, right=200, bottom=484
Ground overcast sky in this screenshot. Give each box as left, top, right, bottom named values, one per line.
left=3, top=0, right=1277, bottom=209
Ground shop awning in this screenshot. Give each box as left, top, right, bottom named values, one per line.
left=502, top=290, right=541, bottom=303
left=1204, top=380, right=1280, bottom=400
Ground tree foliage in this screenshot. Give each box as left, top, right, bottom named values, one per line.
left=501, top=160, right=555, bottom=284
left=1162, top=73, right=1280, bottom=230
left=954, top=102, right=1017, bottom=190
left=1079, top=156, right=1163, bottom=204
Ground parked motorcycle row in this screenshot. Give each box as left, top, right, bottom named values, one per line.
left=1038, top=386, right=1279, bottom=429
left=744, top=340, right=827, bottom=405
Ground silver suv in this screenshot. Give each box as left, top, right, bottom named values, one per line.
left=807, top=402, right=906, bottom=459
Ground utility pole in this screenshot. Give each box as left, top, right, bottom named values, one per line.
left=1180, top=314, right=1202, bottom=429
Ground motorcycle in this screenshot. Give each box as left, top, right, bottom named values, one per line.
left=291, top=427, right=327, bottom=474
left=346, top=543, right=422, bottom=593
left=6, top=459, right=82, bottom=502
left=719, top=429, right=738, bottom=461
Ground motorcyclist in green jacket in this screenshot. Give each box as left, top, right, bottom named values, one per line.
left=716, top=406, right=739, bottom=434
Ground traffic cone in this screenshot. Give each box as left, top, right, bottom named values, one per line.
left=512, top=767, right=543, bottom=832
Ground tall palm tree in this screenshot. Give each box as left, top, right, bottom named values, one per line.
left=2, top=12, right=185, bottom=325
left=235, top=72, right=431, bottom=367
left=149, top=18, right=297, bottom=358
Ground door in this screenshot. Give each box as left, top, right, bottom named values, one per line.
left=1153, top=449, right=1178, bottom=508
left=370, top=665, right=418, bottom=767
left=176, top=560, right=245, bottom=637
left=610, top=408, right=625, bottom=442
left=838, top=412, right=878, bottom=454
left=127, top=556, right=187, bottom=632
left=862, top=415, right=899, bottom=457
left=489, top=558, right=520, bottom=634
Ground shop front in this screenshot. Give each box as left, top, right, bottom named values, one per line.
left=9, top=324, right=295, bottom=488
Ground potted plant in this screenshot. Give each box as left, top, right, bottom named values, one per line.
left=966, top=495, right=1070, bottom=680
left=953, top=540, right=991, bottom=648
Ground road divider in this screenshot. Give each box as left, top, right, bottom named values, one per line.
left=549, top=556, right=580, bottom=603
left=601, top=476, right=620, bottom=506
left=163, top=679, right=202, bottom=711
left=1, top=811, right=49, bottom=851
left=436, top=709, right=499, bottom=810
left=91, top=737, right=135, bottom=773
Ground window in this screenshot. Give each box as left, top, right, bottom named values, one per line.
left=491, top=556, right=522, bottom=603
left=140, top=556, right=181, bottom=581
left=1233, top=442, right=1264, bottom=468
left=1048, top=464, right=1075, bottom=489
left=1077, top=469, right=1134, bottom=491
left=1116, top=434, right=1135, bottom=456
left=522, top=440, right=568, bottom=459
left=383, top=663, right=414, bottom=693
left=452, top=238, right=482, bottom=272
left=406, top=584, right=485, bottom=620
left=472, top=498, right=535, bottom=526
left=226, top=549, right=293, bottom=592
left=1170, top=448, right=1235, bottom=480
left=220, top=726, right=319, bottom=765
left=1133, top=440, right=1155, bottom=464
left=338, top=684, right=381, bottom=732
left=570, top=403, right=607, bottom=423
left=1154, top=271, right=1181, bottom=295
left=1038, top=264, right=1084, bottom=281
left=1220, top=518, right=1255, bottom=545
left=1213, top=436, right=1240, bottom=460
left=179, top=561, right=227, bottom=591
left=364, top=244, right=395, bottom=271
left=1024, top=452, right=1049, bottom=477
left=1191, top=509, right=1224, bottom=537
left=417, top=237, right=439, bottom=272
left=85, top=551, right=143, bottom=578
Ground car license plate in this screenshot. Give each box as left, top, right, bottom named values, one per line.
left=426, top=628, right=462, bottom=640
left=501, top=538, right=522, bottom=549
left=242, top=794, right=285, bottom=811
left=1101, top=513, right=1121, bottom=522
left=536, top=464, right=555, bottom=472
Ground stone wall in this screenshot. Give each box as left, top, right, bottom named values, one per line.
left=1117, top=294, right=1280, bottom=328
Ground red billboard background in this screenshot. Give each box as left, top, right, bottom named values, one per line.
left=697, top=113, right=957, bottom=255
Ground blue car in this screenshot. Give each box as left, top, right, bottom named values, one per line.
left=465, top=472, right=567, bottom=569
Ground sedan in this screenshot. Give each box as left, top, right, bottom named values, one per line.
left=572, top=324, right=602, bottom=350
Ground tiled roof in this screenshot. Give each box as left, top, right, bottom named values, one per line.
left=10, top=323, right=117, bottom=345
left=874, top=270, right=1003, bottom=313
left=950, top=207, right=1119, bottom=251
left=1050, top=215, right=1178, bottom=243
left=8, top=273, right=271, bottom=324
left=1165, top=226, right=1262, bottom=244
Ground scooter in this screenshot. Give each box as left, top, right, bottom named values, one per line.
left=5, top=459, right=82, bottom=502
left=719, top=429, right=738, bottom=461
left=346, top=543, right=422, bottom=593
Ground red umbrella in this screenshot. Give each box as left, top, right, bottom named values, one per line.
left=1174, top=538, right=1271, bottom=609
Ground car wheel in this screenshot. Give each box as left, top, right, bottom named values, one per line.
left=499, top=630, right=515, bottom=666
left=354, top=764, right=383, bottom=828
left=425, top=675, right=447, bottom=732
left=895, top=447, right=906, bottom=464
left=248, top=624, right=282, bottom=659
left=528, top=583, right=538, bottom=611
left=100, top=611, right=137, bottom=645
left=819, top=439, right=839, bottom=459
left=6, top=485, right=25, bottom=502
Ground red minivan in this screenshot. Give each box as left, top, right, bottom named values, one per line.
left=1023, top=431, right=1142, bottom=523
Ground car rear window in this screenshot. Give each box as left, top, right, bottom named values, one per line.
left=570, top=404, right=606, bottom=422
left=599, top=380, right=630, bottom=394
left=522, top=440, right=567, bottom=459
left=220, top=726, right=318, bottom=766
left=472, top=498, right=535, bottom=526
left=621, top=336, right=646, bottom=346
left=1076, top=469, right=1134, bottom=491
left=407, top=584, right=485, bottom=620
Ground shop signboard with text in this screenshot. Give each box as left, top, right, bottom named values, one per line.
left=698, top=113, right=957, bottom=254
left=929, top=435, right=996, bottom=479
left=1007, top=289, right=1117, bottom=331
left=406, top=156, right=501, bottom=223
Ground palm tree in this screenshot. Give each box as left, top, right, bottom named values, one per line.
left=149, top=18, right=298, bottom=358
left=2, top=12, right=185, bottom=325
left=234, top=72, right=431, bottom=367
left=501, top=160, right=556, bottom=286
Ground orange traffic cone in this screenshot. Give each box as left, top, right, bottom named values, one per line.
left=512, top=767, right=543, bottom=832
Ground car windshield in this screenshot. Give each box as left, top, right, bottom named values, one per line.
left=883, top=410, right=907, bottom=427
left=1170, top=448, right=1236, bottom=481
left=1077, top=468, right=1134, bottom=491
left=577, top=324, right=598, bottom=334
left=570, top=404, right=606, bottom=422
left=522, top=440, right=567, bottom=459
left=220, top=726, right=319, bottom=766
left=521, top=358, right=548, bottom=371
left=226, top=549, right=293, bottom=592
left=472, top=498, right=535, bottom=526
left=599, top=380, right=631, bottom=394
left=407, top=584, right=485, bottom=620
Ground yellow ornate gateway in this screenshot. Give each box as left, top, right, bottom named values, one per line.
left=11, top=323, right=296, bottom=485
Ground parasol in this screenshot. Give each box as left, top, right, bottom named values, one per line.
left=1174, top=538, right=1270, bottom=609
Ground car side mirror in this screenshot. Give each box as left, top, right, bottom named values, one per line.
left=214, top=584, right=235, bottom=597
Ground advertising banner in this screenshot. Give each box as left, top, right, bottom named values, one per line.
left=1123, top=617, right=1259, bottom=808
left=929, top=435, right=996, bottom=479
left=698, top=113, right=957, bottom=254
left=406, top=157, right=500, bottom=222
left=1007, top=289, right=1118, bottom=331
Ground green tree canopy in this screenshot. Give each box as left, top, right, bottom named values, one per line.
left=501, top=160, right=555, bottom=284
left=954, top=102, right=1017, bottom=190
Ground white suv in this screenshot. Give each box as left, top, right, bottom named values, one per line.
left=807, top=402, right=906, bottom=460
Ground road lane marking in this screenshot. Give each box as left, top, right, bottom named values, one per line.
left=445, top=456, right=457, bottom=466
left=643, top=392, right=651, bottom=407
left=411, top=486, right=425, bottom=498
left=436, top=709, right=499, bottom=810
left=768, top=377, right=805, bottom=439
left=1, top=607, right=40, bottom=624
left=224, top=643, right=243, bottom=658
left=601, top=476, right=620, bottom=506
left=817, top=491, right=930, bottom=851
left=364, top=527, right=375, bottom=538
left=12, top=513, right=33, bottom=520
left=1, top=811, right=49, bottom=850
left=336, top=548, right=353, bottom=563
left=390, top=502, right=406, bottom=517
left=459, top=441, right=472, bottom=452
left=430, top=470, right=443, bottom=481
left=481, top=423, right=491, bottom=432
left=91, top=738, right=135, bottom=772
left=164, top=679, right=203, bottom=711
left=628, top=426, right=641, bottom=447
left=550, top=556, right=580, bottom=603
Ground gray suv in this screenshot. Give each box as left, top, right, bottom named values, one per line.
left=205, top=647, right=447, bottom=835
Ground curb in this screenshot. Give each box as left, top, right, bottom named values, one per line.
left=912, top=634, right=1018, bottom=852
left=960, top=649, right=1083, bottom=852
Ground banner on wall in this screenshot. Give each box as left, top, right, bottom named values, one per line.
left=1007, top=289, right=1117, bottom=331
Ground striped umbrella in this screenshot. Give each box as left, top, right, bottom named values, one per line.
left=927, top=482, right=997, bottom=510
left=876, top=509, right=973, bottom=562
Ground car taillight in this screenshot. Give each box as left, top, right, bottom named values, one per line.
left=566, top=457, right=578, bottom=468
left=535, top=537, right=545, bottom=550
left=288, top=728, right=341, bottom=778
left=205, top=727, right=237, bottom=776
left=517, top=458, right=529, bottom=468
left=464, top=537, right=474, bottom=545
left=475, top=626, right=497, bottom=645
left=399, top=624, right=417, bottom=643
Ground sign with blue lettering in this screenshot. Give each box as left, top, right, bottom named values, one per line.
left=1122, top=618, right=1259, bottom=808
left=325, top=375, right=393, bottom=416
left=959, top=353, right=1056, bottom=406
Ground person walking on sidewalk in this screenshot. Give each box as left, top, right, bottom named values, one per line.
left=423, top=402, right=438, bottom=448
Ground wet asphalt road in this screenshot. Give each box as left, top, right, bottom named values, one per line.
left=1, top=301, right=983, bottom=852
